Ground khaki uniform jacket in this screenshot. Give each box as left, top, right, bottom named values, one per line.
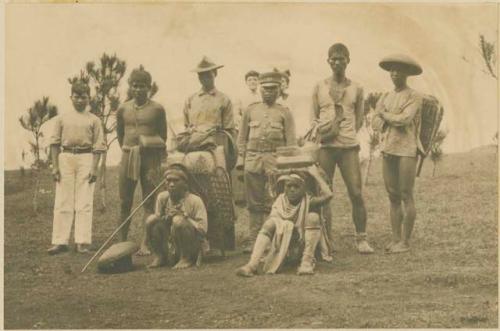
left=237, top=101, right=297, bottom=174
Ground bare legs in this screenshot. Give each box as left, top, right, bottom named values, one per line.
left=382, top=154, right=417, bottom=253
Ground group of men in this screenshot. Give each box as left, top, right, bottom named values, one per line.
left=47, top=42, right=425, bottom=274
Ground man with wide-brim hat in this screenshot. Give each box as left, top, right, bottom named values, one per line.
left=144, top=164, right=208, bottom=269
left=183, top=56, right=237, bottom=171
left=237, top=71, right=297, bottom=253
left=372, top=53, right=424, bottom=254
left=97, top=241, right=139, bottom=273
left=378, top=54, right=423, bottom=76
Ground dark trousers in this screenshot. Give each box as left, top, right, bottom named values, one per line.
left=118, top=150, right=161, bottom=241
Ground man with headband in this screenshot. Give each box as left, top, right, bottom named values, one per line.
left=311, top=43, right=374, bottom=254
left=237, top=71, right=297, bottom=253
left=236, top=167, right=333, bottom=276
left=116, top=66, right=167, bottom=255
left=145, top=166, right=208, bottom=269
left=47, top=79, right=105, bottom=255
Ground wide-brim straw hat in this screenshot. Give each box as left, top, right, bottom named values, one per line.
left=191, top=56, right=224, bottom=73
left=379, top=54, right=423, bottom=76
left=97, top=241, right=139, bottom=273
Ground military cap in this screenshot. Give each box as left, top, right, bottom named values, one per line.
left=97, top=241, right=139, bottom=273
left=259, top=71, right=282, bottom=87
left=128, top=66, right=152, bottom=86
left=192, top=56, right=224, bottom=73
left=379, top=54, right=423, bottom=76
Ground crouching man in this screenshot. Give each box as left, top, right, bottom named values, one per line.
left=236, top=166, right=333, bottom=277
left=145, top=166, right=208, bottom=269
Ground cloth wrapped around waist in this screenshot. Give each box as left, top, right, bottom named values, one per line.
left=122, top=145, right=141, bottom=181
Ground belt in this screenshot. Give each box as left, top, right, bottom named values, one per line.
left=62, top=146, right=92, bottom=154
left=246, top=140, right=284, bottom=153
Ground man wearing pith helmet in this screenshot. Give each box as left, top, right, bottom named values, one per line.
left=371, top=54, right=424, bottom=254
left=311, top=43, right=374, bottom=254
left=237, top=71, right=297, bottom=253
left=183, top=56, right=237, bottom=170
left=116, top=66, right=167, bottom=255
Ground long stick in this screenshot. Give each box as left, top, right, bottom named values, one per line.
left=81, top=177, right=167, bottom=273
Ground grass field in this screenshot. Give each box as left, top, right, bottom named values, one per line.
left=4, top=145, right=498, bottom=329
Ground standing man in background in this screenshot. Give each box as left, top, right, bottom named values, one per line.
left=234, top=70, right=261, bottom=206
left=311, top=43, right=374, bottom=254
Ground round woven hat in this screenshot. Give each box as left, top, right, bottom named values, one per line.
left=97, top=241, right=139, bottom=273
left=379, top=54, right=423, bottom=76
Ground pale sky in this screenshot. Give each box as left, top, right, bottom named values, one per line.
left=4, top=2, right=498, bottom=169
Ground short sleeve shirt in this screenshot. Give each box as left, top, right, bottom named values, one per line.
left=50, top=110, right=106, bottom=152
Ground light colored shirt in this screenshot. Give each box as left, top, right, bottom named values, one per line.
left=236, top=90, right=261, bottom=130
left=372, top=87, right=423, bottom=157
left=237, top=90, right=261, bottom=116
left=154, top=191, right=208, bottom=234
left=311, top=77, right=364, bottom=148
left=183, top=88, right=235, bottom=132
left=50, top=110, right=106, bottom=152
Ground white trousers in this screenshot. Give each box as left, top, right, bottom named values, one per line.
left=52, top=153, right=95, bottom=245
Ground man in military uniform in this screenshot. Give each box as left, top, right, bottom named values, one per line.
left=311, top=43, right=374, bottom=254
left=238, top=71, right=297, bottom=253
left=116, top=67, right=167, bottom=255
left=183, top=56, right=236, bottom=170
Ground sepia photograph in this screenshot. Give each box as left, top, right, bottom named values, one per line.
left=3, top=1, right=498, bottom=329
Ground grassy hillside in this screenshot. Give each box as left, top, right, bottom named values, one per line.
left=4, top=145, right=498, bottom=328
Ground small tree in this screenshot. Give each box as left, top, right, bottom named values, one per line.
left=429, top=130, right=448, bottom=177
left=70, top=53, right=127, bottom=210
left=479, top=35, right=497, bottom=79
left=493, top=131, right=498, bottom=145
left=19, top=96, right=58, bottom=211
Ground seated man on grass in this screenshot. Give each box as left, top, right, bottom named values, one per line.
left=236, top=166, right=333, bottom=277
left=145, top=165, right=208, bottom=269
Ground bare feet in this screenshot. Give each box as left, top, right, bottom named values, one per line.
left=147, top=257, right=166, bottom=268
left=136, top=246, right=151, bottom=257
left=385, top=241, right=399, bottom=252
left=356, top=239, right=375, bottom=254
left=388, top=242, right=410, bottom=254
left=173, top=257, right=193, bottom=269
left=236, top=264, right=256, bottom=277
